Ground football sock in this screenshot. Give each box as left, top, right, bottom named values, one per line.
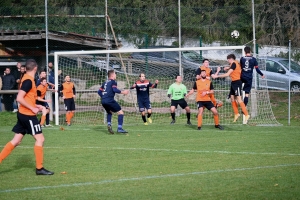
left=239, top=102, right=249, bottom=116
left=46, top=113, right=50, bottom=125
left=210, top=94, right=217, bottom=106
left=171, top=113, right=175, bottom=120
left=186, top=112, right=191, bottom=120
left=118, top=114, right=124, bottom=128
left=244, top=97, right=249, bottom=106
left=214, top=115, right=219, bottom=125
left=0, top=142, right=15, bottom=163
left=34, top=145, right=43, bottom=169
left=66, top=113, right=71, bottom=123
left=40, top=115, right=46, bottom=125
left=147, top=113, right=152, bottom=118
left=197, top=115, right=203, bottom=127
left=142, top=115, right=146, bottom=122
left=231, top=101, right=239, bottom=115
left=107, top=113, right=112, bottom=125
left=70, top=112, right=74, bottom=119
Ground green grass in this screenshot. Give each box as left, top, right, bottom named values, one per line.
left=0, top=92, right=300, bottom=199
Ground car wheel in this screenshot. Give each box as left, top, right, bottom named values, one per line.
left=291, top=82, right=300, bottom=94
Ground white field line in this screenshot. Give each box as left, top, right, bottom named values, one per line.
left=2, top=146, right=300, bottom=156
left=1, top=163, right=299, bottom=193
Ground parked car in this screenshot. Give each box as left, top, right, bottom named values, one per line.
left=130, top=47, right=224, bottom=81
left=257, top=57, right=300, bottom=92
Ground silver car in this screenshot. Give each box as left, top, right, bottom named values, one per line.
left=258, top=57, right=300, bottom=92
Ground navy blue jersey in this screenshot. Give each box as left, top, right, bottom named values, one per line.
left=131, top=80, right=156, bottom=101
left=99, top=79, right=121, bottom=102
left=240, top=56, right=263, bottom=79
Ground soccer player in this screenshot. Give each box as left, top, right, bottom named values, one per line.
left=167, top=75, right=191, bottom=125
left=195, top=59, right=222, bottom=108
left=60, top=75, right=76, bottom=126
left=240, top=46, right=265, bottom=106
left=212, top=54, right=250, bottom=123
left=98, top=70, right=129, bottom=134
left=130, top=73, right=158, bottom=125
left=36, top=77, right=56, bottom=127
left=186, top=70, right=223, bottom=130
left=0, top=59, right=54, bottom=175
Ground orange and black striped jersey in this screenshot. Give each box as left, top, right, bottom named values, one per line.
left=60, top=82, right=75, bottom=99
left=37, top=83, right=48, bottom=99
left=192, top=79, right=214, bottom=102
left=229, top=61, right=241, bottom=81
left=18, top=74, right=37, bottom=116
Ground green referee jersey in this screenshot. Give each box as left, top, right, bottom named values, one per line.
left=167, top=83, right=187, bottom=100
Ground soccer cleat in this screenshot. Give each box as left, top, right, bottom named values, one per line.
left=117, top=128, right=128, bottom=134
left=215, top=125, right=224, bottom=130
left=144, top=122, right=148, bottom=126
left=107, top=125, right=114, bottom=134
left=36, top=168, right=54, bottom=175
left=233, top=114, right=240, bottom=122
left=170, top=120, right=175, bottom=125
left=245, top=115, right=251, bottom=124
left=67, top=123, right=71, bottom=126
left=187, top=120, right=192, bottom=125
left=40, top=125, right=45, bottom=128
left=45, top=124, right=53, bottom=127
left=197, top=127, right=202, bottom=130
left=147, top=118, right=152, bottom=124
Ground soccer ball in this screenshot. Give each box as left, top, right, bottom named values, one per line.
left=231, top=30, right=239, bottom=38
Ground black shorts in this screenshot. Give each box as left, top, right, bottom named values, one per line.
left=229, top=80, right=243, bottom=97
left=36, top=101, right=49, bottom=109
left=241, top=77, right=252, bottom=94
left=64, top=98, right=75, bottom=111
left=138, top=98, right=151, bottom=112
left=12, top=112, right=42, bottom=135
left=197, top=101, right=215, bottom=110
left=102, top=100, right=121, bottom=113
left=171, top=99, right=188, bottom=109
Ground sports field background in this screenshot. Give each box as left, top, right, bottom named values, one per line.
left=0, top=92, right=299, bottom=199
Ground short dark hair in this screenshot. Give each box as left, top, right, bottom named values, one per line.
left=40, top=77, right=47, bottom=82
left=244, top=46, right=251, bottom=54
left=108, top=70, right=115, bottom=78
left=227, top=54, right=236, bottom=60
left=25, top=59, right=37, bottom=71
left=202, top=59, right=209, bottom=63
left=201, top=69, right=206, bottom=72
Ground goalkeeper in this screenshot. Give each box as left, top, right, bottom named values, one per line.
left=130, top=73, right=158, bottom=125
left=167, top=75, right=191, bottom=125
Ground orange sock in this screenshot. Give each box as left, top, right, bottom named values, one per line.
left=0, top=142, right=15, bottom=163
left=231, top=101, right=239, bottom=114
left=210, top=94, right=217, bottom=106
left=213, top=115, right=219, bottom=125
left=66, top=113, right=71, bottom=123
left=70, top=112, right=74, bottom=120
left=34, top=146, right=43, bottom=169
left=239, top=102, right=249, bottom=116
left=40, top=115, right=46, bottom=125
left=197, top=115, right=203, bottom=127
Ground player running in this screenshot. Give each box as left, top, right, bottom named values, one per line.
left=98, top=70, right=129, bottom=134
left=130, top=73, right=158, bottom=125
left=186, top=70, right=223, bottom=130
left=212, top=54, right=250, bottom=123
left=240, top=46, right=265, bottom=106
left=167, top=75, right=191, bottom=125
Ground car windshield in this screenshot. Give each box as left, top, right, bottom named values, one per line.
left=278, top=59, right=300, bottom=73
left=182, top=51, right=202, bottom=63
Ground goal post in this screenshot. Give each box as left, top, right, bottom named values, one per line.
left=53, top=46, right=280, bottom=127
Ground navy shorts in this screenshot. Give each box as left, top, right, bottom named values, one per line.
left=12, top=112, right=42, bottom=135
left=171, top=99, right=188, bottom=109
left=197, top=101, right=215, bottom=110
left=229, top=80, right=243, bottom=97
left=241, top=77, right=252, bottom=94
left=36, top=101, right=49, bottom=109
left=138, top=98, right=151, bottom=112
left=102, top=100, right=121, bottom=113
left=64, top=98, right=75, bottom=111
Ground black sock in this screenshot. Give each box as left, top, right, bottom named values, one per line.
left=147, top=113, right=152, bottom=118
left=171, top=113, right=175, bottom=120
left=142, top=115, right=146, bottom=122
left=244, top=97, right=249, bottom=106
left=186, top=112, right=191, bottom=121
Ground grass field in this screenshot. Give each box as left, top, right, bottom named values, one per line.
left=0, top=92, right=300, bottom=199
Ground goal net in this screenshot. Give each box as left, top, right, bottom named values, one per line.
left=53, top=47, right=280, bottom=127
